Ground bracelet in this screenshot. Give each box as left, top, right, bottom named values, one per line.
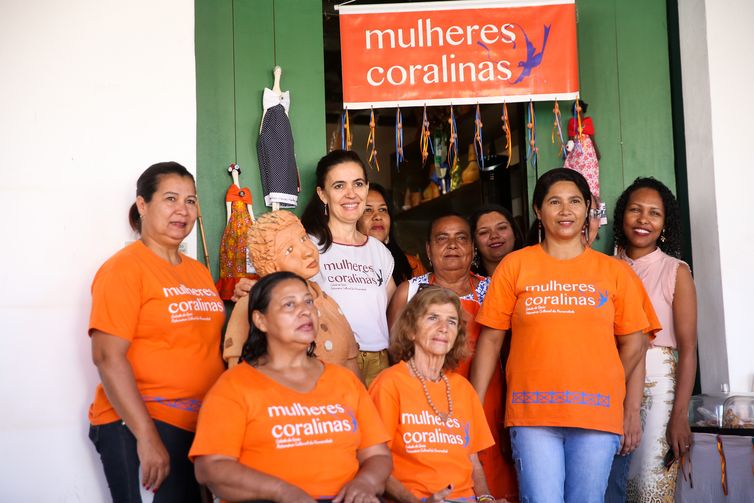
left=477, top=495, right=495, bottom=502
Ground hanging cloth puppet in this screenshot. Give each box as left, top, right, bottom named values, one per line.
left=563, top=99, right=601, bottom=197
left=216, top=163, right=259, bottom=300
left=258, top=66, right=299, bottom=209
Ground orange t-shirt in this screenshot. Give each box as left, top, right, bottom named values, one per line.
left=189, top=363, right=389, bottom=500
left=476, top=245, right=650, bottom=435
left=88, top=241, right=225, bottom=431
left=369, top=362, right=494, bottom=501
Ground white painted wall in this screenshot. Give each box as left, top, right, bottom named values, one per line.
left=0, top=1, right=197, bottom=499
left=679, top=0, right=754, bottom=393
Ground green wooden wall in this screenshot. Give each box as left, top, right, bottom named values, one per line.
left=195, top=0, right=326, bottom=278
left=531, top=0, right=676, bottom=252
left=196, top=0, right=675, bottom=262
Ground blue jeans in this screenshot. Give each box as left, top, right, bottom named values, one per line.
left=604, top=453, right=632, bottom=503
left=510, top=426, right=621, bottom=503
left=89, top=420, right=202, bottom=503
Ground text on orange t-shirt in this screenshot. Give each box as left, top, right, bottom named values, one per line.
left=369, top=362, right=494, bottom=501
left=189, top=363, right=389, bottom=500
left=88, top=241, right=225, bottom=431
left=476, top=245, right=650, bottom=435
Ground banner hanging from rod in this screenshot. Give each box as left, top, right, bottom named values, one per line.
left=338, top=0, right=579, bottom=109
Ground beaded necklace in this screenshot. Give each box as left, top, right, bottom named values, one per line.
left=408, top=358, right=453, bottom=422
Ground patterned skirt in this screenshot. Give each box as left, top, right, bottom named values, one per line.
left=563, top=135, right=600, bottom=197
left=627, top=346, right=678, bottom=502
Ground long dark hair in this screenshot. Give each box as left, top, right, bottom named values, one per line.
left=613, top=177, right=682, bottom=258
left=301, top=150, right=369, bottom=252
left=366, top=183, right=414, bottom=284
left=240, top=271, right=310, bottom=365
left=469, top=204, right=525, bottom=276
left=128, top=162, right=194, bottom=233
left=527, top=168, right=592, bottom=245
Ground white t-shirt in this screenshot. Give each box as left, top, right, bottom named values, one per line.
left=310, top=235, right=394, bottom=351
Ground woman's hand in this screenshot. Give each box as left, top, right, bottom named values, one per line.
left=333, top=478, right=381, bottom=503
left=667, top=411, right=693, bottom=459
left=91, top=331, right=171, bottom=491
left=335, top=444, right=391, bottom=503
left=231, top=278, right=256, bottom=302
left=426, top=484, right=453, bottom=502
left=136, top=429, right=170, bottom=491
left=278, top=485, right=318, bottom=503
left=620, top=408, right=642, bottom=455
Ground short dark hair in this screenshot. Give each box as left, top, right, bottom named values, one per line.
left=426, top=210, right=470, bottom=244
left=128, top=162, right=194, bottom=233
left=241, top=271, right=310, bottom=364
left=613, top=177, right=682, bottom=258
left=301, top=150, right=369, bottom=252
left=389, top=286, right=469, bottom=371
left=527, top=168, right=592, bottom=245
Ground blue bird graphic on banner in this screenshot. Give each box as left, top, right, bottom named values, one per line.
left=513, top=24, right=551, bottom=84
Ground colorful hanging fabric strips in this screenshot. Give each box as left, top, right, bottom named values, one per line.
left=447, top=105, right=459, bottom=188
left=552, top=100, right=567, bottom=159
left=526, top=100, right=538, bottom=172
left=366, top=108, right=380, bottom=171
left=395, top=106, right=404, bottom=169
left=341, top=108, right=352, bottom=151
left=501, top=102, right=512, bottom=169
left=420, top=105, right=433, bottom=166
left=474, top=104, right=485, bottom=171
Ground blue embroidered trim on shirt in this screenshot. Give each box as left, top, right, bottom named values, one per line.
left=142, top=396, right=202, bottom=412
left=511, top=391, right=610, bottom=408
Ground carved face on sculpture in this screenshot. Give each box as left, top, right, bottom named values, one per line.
left=273, top=222, right=320, bottom=279
left=248, top=211, right=320, bottom=279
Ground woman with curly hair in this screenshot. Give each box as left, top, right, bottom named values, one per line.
left=606, top=177, right=697, bottom=502
left=370, top=286, right=497, bottom=503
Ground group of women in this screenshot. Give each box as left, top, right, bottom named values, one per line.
left=87, top=151, right=696, bottom=503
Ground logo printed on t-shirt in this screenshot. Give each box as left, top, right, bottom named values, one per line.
left=400, top=411, right=467, bottom=454
left=322, top=259, right=383, bottom=290
left=523, top=280, right=607, bottom=315
left=162, top=284, right=224, bottom=323
left=267, top=402, right=356, bottom=449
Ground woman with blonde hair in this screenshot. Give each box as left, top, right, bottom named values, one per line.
left=370, top=286, right=498, bottom=503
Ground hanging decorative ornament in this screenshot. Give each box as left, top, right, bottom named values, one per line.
left=502, top=102, right=512, bottom=169
left=420, top=105, right=434, bottom=166
left=341, top=108, right=352, bottom=151
left=447, top=105, right=460, bottom=190
left=526, top=100, right=539, bottom=174
left=395, top=106, right=405, bottom=169
left=575, top=99, right=584, bottom=142
left=552, top=99, right=567, bottom=159
left=474, top=103, right=485, bottom=171
left=366, top=107, right=380, bottom=171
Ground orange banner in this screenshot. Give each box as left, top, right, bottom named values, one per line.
left=339, top=0, right=578, bottom=109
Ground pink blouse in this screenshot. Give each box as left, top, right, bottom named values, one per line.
left=618, top=248, right=688, bottom=348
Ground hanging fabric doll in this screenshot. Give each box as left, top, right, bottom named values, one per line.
left=258, top=66, right=299, bottom=209
left=563, top=99, right=601, bottom=196
left=216, top=163, right=258, bottom=300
